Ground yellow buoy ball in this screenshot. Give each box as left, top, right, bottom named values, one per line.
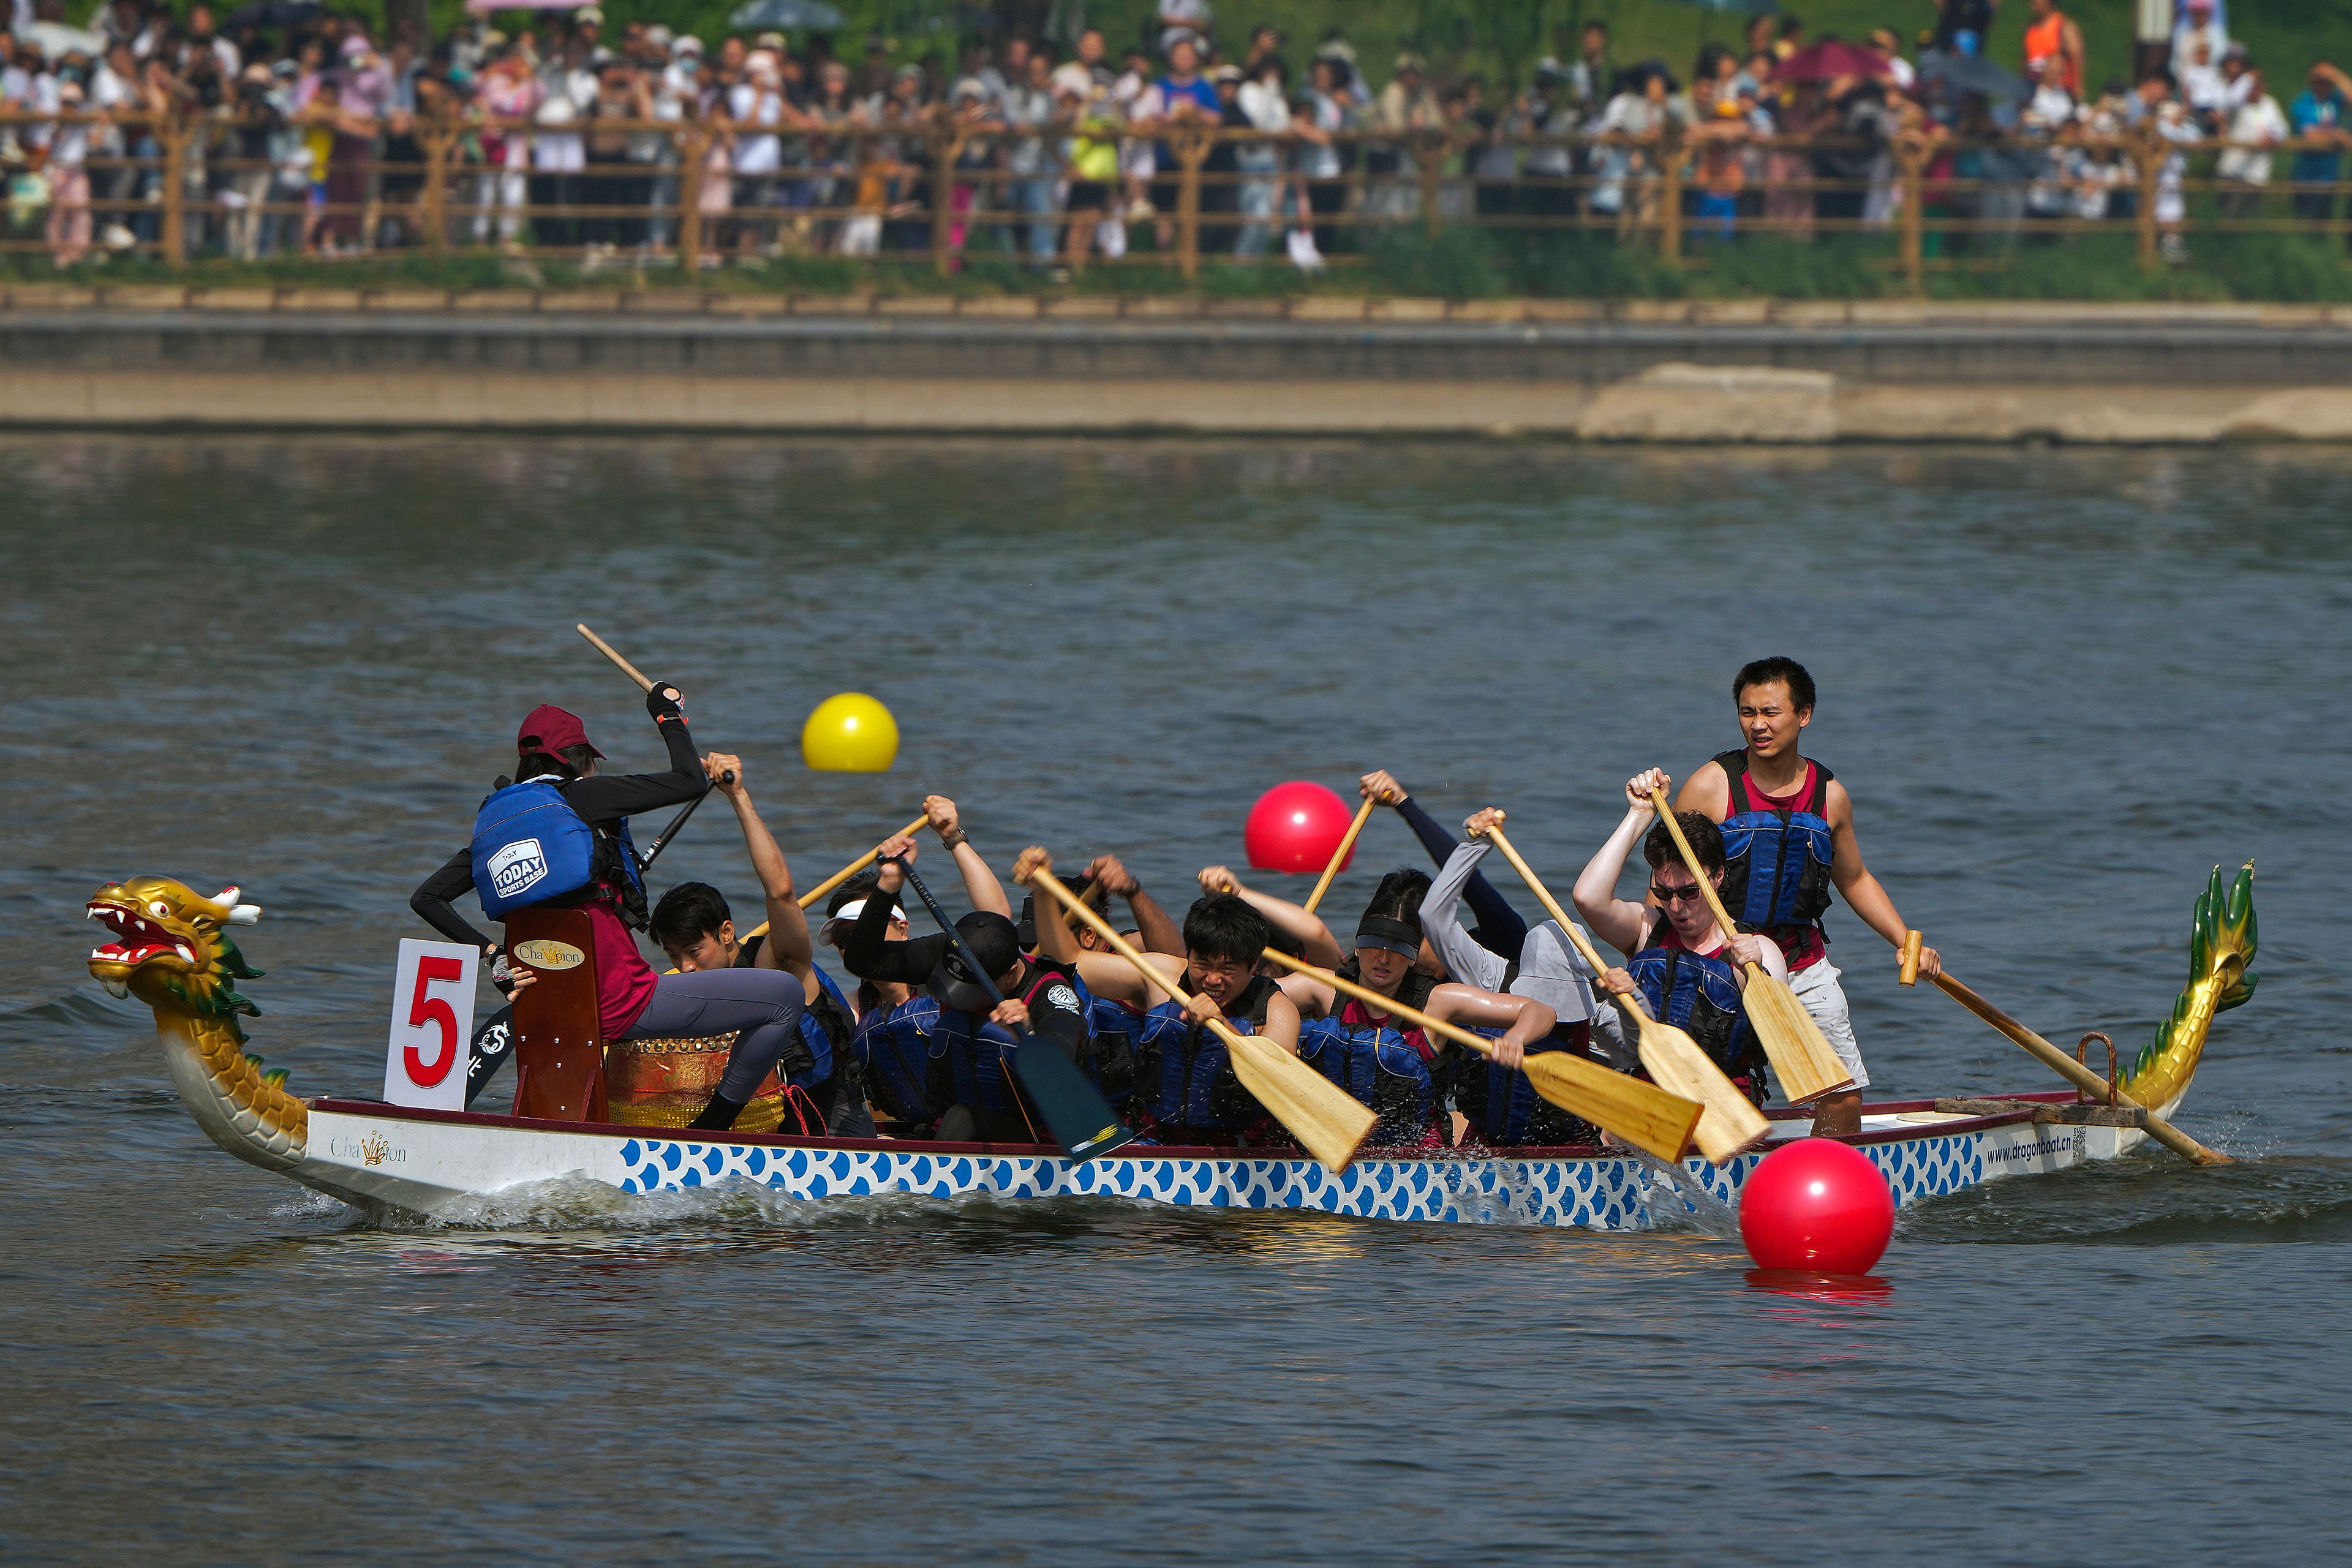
left=802, top=693, right=900, bottom=772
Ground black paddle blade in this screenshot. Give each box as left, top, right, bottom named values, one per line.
left=1007, top=1034, right=1136, bottom=1163
left=467, top=1004, right=514, bottom=1109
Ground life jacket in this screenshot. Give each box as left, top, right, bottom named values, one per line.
left=1455, top=1020, right=1599, bottom=1147
left=469, top=777, right=647, bottom=926
left=1714, top=748, right=1835, bottom=968
left=1298, top=961, right=1446, bottom=1147
left=932, top=960, right=1097, bottom=1124
left=1085, top=992, right=1143, bottom=1110
left=851, top=991, right=946, bottom=1127
left=1626, top=919, right=1765, bottom=1099
left=1133, top=973, right=1279, bottom=1139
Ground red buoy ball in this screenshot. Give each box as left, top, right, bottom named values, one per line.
left=1245, top=781, right=1357, bottom=876
left=1738, top=1138, right=1896, bottom=1275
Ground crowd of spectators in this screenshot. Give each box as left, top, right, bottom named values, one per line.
left=2, top=0, right=2347, bottom=274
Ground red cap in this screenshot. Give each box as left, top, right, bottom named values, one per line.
left=517, top=704, right=604, bottom=759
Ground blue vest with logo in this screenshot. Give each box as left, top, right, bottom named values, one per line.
left=934, top=962, right=1098, bottom=1119
left=469, top=777, right=644, bottom=921
left=1133, top=974, right=1278, bottom=1137
left=1714, top=749, right=1836, bottom=938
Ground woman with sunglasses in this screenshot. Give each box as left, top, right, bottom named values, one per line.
left=1571, top=768, right=1786, bottom=1107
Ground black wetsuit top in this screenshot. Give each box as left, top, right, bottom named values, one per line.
left=840, top=892, right=1091, bottom=1058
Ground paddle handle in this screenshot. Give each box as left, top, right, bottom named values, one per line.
left=1930, top=970, right=2230, bottom=1166
left=1035, top=869, right=1250, bottom=1052
left=1259, top=946, right=1500, bottom=1060
left=1646, top=787, right=1758, bottom=976
left=1899, top=930, right=1924, bottom=987
left=1303, top=796, right=1377, bottom=915
left=1482, top=823, right=1655, bottom=1025
left=796, top=813, right=932, bottom=910
left=576, top=623, right=655, bottom=693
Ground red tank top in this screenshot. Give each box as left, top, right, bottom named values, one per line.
left=1725, top=757, right=1830, bottom=973
left=584, top=898, right=660, bottom=1040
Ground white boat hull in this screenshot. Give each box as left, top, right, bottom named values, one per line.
left=295, top=1095, right=2147, bottom=1230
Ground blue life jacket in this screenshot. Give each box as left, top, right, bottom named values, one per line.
left=933, top=961, right=1096, bottom=1121
left=1714, top=748, right=1836, bottom=938
left=1133, top=973, right=1279, bottom=1137
left=1626, top=932, right=1759, bottom=1085
left=1455, top=1021, right=1599, bottom=1147
left=791, top=963, right=851, bottom=1092
left=1298, top=963, right=1444, bottom=1147
left=469, top=777, right=646, bottom=922
left=1084, top=993, right=1142, bottom=1110
left=851, top=991, right=946, bottom=1126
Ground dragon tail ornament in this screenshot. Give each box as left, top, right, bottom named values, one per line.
left=2116, top=862, right=2258, bottom=1117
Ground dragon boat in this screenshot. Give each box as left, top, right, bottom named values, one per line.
left=83, top=865, right=2258, bottom=1231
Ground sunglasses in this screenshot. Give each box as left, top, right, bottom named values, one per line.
left=1649, top=882, right=1710, bottom=905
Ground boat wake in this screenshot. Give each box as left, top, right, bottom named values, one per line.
left=1902, top=1152, right=2352, bottom=1246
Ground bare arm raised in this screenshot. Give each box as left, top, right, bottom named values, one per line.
left=1574, top=768, right=1672, bottom=959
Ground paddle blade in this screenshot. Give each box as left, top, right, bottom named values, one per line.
left=1224, top=1030, right=1377, bottom=1173
left=1006, top=1036, right=1135, bottom=1163
left=1518, top=1050, right=1703, bottom=1163
left=1742, top=970, right=1856, bottom=1104
left=1633, top=1015, right=1773, bottom=1164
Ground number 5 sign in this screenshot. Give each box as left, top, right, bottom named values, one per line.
left=385, top=939, right=480, bottom=1110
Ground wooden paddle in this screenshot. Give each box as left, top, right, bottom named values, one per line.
left=1646, top=787, right=1854, bottom=1104
left=1477, top=821, right=1771, bottom=1163
left=1303, top=796, right=1377, bottom=914
left=1257, top=948, right=1703, bottom=1163
left=1028, top=867, right=1377, bottom=1173
left=578, top=622, right=657, bottom=692
left=1900, top=931, right=2227, bottom=1167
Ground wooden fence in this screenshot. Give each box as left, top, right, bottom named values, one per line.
left=4, top=110, right=2343, bottom=290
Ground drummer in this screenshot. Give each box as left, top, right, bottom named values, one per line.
left=409, top=686, right=804, bottom=1131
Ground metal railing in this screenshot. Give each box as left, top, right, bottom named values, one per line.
left=4, top=110, right=2345, bottom=290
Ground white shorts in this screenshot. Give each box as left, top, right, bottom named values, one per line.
left=1789, top=957, right=1869, bottom=1091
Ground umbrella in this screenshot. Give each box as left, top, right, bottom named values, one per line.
left=1918, top=49, right=2028, bottom=100
left=222, top=1, right=328, bottom=29
left=727, top=0, right=846, bottom=29
left=24, top=20, right=106, bottom=59
left=1774, top=40, right=1889, bottom=83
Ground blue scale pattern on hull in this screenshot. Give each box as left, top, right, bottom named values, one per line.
left=611, top=1126, right=1996, bottom=1231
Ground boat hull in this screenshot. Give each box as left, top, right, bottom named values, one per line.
left=297, top=1095, right=2144, bottom=1229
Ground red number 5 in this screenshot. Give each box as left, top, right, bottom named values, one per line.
left=405, top=956, right=466, bottom=1087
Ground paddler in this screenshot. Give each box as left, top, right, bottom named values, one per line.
left=812, top=798, right=1006, bottom=1136
left=1674, top=657, right=1940, bottom=1134
left=843, top=826, right=1097, bottom=1144
left=1205, top=867, right=1558, bottom=1148
left=1573, top=769, right=1781, bottom=1107
left=1014, top=846, right=1301, bottom=1147
left=1357, top=769, right=1531, bottom=958
left=409, top=688, right=805, bottom=1131
left=645, top=754, right=871, bottom=1136
left=1016, top=851, right=1178, bottom=1114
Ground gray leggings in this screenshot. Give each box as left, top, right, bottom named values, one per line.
left=624, top=967, right=807, bottom=1103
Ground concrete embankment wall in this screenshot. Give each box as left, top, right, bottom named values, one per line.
left=9, top=288, right=2352, bottom=441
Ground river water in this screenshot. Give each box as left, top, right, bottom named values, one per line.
left=4, top=437, right=2348, bottom=1564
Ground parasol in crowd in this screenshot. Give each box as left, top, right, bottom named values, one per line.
left=24, top=20, right=107, bottom=58
left=727, top=0, right=846, bottom=29
left=1918, top=49, right=2029, bottom=100
left=1774, top=40, right=1890, bottom=83
left=222, top=1, right=330, bottom=29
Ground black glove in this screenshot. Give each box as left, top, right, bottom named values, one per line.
left=689, top=1091, right=745, bottom=1131
left=646, top=681, right=685, bottom=724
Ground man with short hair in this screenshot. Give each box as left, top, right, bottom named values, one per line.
left=1675, top=657, right=1940, bottom=1135
left=647, top=755, right=870, bottom=1134
left=2288, top=61, right=2352, bottom=226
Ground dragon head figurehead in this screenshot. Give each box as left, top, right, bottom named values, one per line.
left=86, top=876, right=265, bottom=1028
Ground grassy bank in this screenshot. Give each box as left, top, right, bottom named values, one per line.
left=13, top=227, right=2352, bottom=304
